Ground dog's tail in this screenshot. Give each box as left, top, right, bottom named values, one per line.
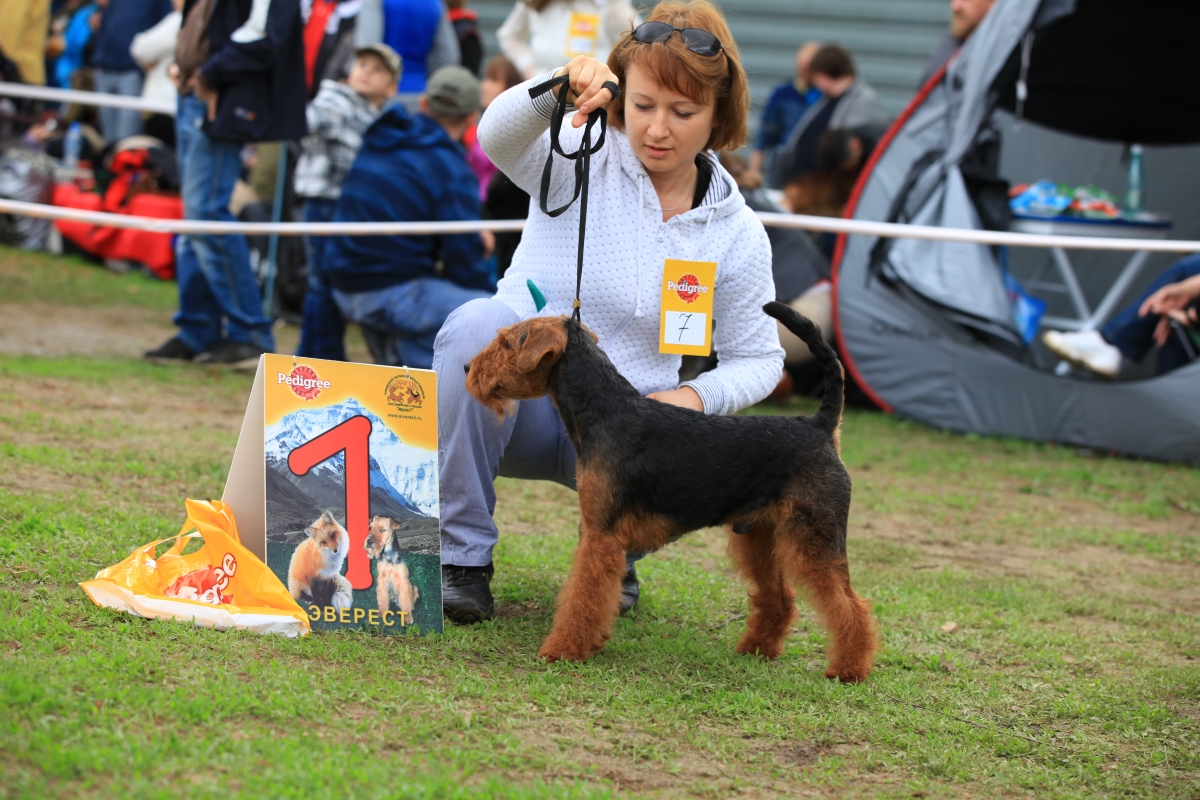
left=763, top=302, right=845, bottom=443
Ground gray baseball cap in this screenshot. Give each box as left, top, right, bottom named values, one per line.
left=354, top=43, right=402, bottom=81
left=425, top=65, right=482, bottom=117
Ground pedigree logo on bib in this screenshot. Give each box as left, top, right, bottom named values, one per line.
left=659, top=259, right=717, bottom=356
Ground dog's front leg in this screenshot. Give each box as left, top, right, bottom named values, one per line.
left=539, top=527, right=626, bottom=662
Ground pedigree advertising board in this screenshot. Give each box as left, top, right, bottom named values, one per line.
left=222, top=356, right=442, bottom=635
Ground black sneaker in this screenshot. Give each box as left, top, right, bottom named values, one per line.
left=144, top=336, right=198, bottom=362
left=442, top=563, right=495, bottom=624
left=193, top=340, right=266, bottom=368
left=619, top=562, right=640, bottom=615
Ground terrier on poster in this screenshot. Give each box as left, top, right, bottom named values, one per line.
left=222, top=355, right=442, bottom=634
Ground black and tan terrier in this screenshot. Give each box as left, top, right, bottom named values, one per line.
left=364, top=516, right=420, bottom=625
left=465, top=302, right=878, bottom=682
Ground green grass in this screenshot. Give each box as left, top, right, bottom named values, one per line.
left=0, top=247, right=178, bottom=311
left=1, top=248, right=1199, bottom=798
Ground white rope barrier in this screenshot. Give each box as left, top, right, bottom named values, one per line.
left=0, top=81, right=176, bottom=116
left=2, top=197, right=1197, bottom=253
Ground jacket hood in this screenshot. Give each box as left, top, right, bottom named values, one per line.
left=611, top=127, right=746, bottom=222
left=361, top=106, right=463, bottom=155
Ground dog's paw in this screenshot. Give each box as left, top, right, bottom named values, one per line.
left=735, top=636, right=784, bottom=660
left=539, top=636, right=595, bottom=663
left=824, top=664, right=871, bottom=683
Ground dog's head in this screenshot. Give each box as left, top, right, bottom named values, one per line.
left=363, top=515, right=399, bottom=559
left=466, top=316, right=594, bottom=418
left=306, top=510, right=347, bottom=555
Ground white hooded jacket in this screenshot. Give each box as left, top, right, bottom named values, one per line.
left=478, top=75, right=784, bottom=416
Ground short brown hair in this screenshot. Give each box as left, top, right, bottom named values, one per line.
left=605, top=0, right=749, bottom=152
left=809, top=45, right=855, bottom=80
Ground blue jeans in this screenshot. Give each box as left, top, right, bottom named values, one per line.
left=332, top=277, right=491, bottom=370
left=173, top=94, right=274, bottom=352
left=94, top=69, right=143, bottom=143
left=1101, top=254, right=1200, bottom=374
left=296, top=199, right=346, bottom=361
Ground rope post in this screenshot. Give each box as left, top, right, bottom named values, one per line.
left=263, top=143, right=288, bottom=318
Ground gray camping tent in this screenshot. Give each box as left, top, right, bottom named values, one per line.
left=833, top=0, right=1200, bottom=464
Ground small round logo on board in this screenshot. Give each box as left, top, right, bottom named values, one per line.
left=386, top=374, right=425, bottom=411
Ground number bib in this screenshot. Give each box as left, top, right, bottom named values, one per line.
left=565, top=12, right=601, bottom=57
left=659, top=258, right=717, bottom=356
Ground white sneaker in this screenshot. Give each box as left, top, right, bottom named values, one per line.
left=1043, top=329, right=1121, bottom=378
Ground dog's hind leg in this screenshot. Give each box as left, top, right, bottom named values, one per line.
left=794, top=557, right=877, bottom=683
left=539, top=526, right=626, bottom=663
left=728, top=524, right=796, bottom=660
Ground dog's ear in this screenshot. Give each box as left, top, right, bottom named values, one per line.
left=516, top=320, right=568, bottom=373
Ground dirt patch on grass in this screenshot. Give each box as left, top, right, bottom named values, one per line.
left=513, top=717, right=886, bottom=798
left=0, top=300, right=375, bottom=362
left=0, top=303, right=177, bottom=359
left=855, top=508, right=1200, bottom=615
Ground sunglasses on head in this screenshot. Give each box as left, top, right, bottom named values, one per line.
left=631, top=21, right=724, bottom=57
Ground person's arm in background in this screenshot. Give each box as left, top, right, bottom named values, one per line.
left=496, top=1, right=534, bottom=79
left=354, top=0, right=383, bottom=46
left=1141, top=272, right=1200, bottom=345
left=130, top=10, right=181, bottom=69
left=426, top=8, right=461, bottom=76
left=304, top=87, right=338, bottom=136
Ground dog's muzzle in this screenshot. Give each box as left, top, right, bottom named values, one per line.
left=463, top=362, right=471, bottom=375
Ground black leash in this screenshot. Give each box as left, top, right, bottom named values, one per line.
left=527, top=75, right=619, bottom=322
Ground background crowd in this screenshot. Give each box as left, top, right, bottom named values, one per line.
left=0, top=0, right=1194, bottom=383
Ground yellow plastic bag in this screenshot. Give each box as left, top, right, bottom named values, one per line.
left=81, top=499, right=310, bottom=637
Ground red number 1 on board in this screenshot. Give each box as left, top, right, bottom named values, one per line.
left=287, top=415, right=373, bottom=590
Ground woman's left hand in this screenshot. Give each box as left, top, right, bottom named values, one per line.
left=647, top=386, right=704, bottom=412
left=555, top=56, right=620, bottom=129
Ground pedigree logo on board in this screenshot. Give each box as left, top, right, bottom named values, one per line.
left=278, top=365, right=330, bottom=401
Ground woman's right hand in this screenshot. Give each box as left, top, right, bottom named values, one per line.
left=554, top=56, right=620, bottom=128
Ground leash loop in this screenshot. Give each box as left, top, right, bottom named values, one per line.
left=527, top=74, right=616, bottom=322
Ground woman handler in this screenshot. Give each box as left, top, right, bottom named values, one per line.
left=434, top=0, right=784, bottom=623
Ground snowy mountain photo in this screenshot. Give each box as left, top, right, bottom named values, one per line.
left=264, top=398, right=439, bottom=538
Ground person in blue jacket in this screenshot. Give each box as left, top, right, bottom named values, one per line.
left=321, top=65, right=495, bottom=369
left=145, top=0, right=307, bottom=366
left=52, top=2, right=100, bottom=90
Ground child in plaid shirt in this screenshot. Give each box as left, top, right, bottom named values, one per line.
left=296, top=43, right=400, bottom=360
